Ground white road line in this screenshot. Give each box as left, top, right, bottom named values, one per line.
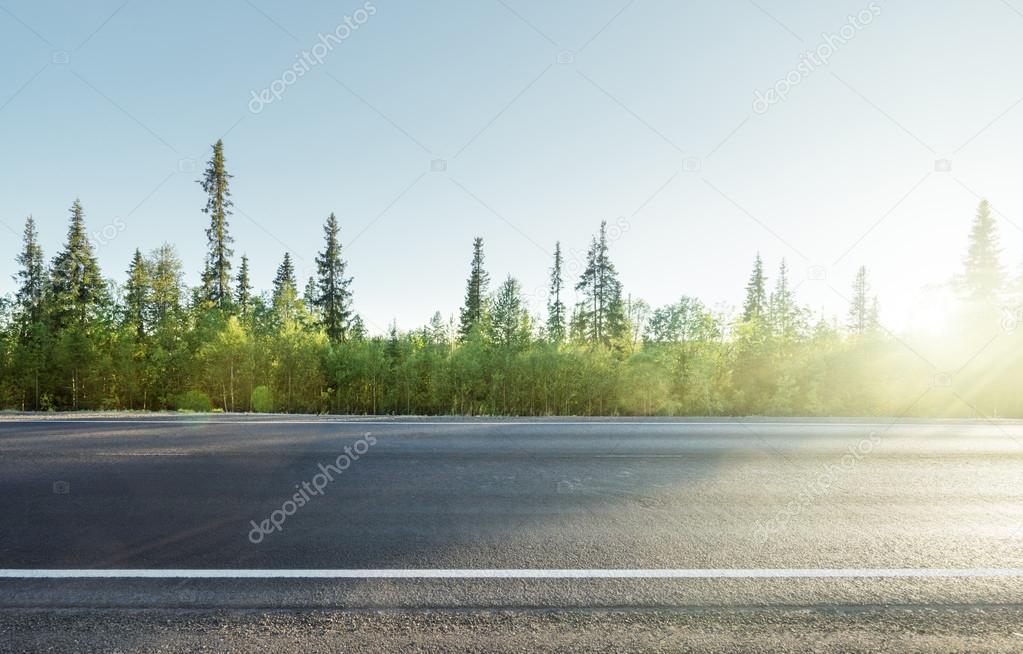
left=2, top=569, right=1023, bottom=579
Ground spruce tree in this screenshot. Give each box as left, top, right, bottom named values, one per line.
left=14, top=216, right=47, bottom=329
left=12, top=216, right=48, bottom=410
left=272, top=252, right=297, bottom=305
left=491, top=275, right=530, bottom=348
left=961, top=199, right=1003, bottom=303
left=458, top=237, right=489, bottom=340
left=199, top=139, right=234, bottom=308
left=303, top=276, right=319, bottom=316
left=742, top=252, right=767, bottom=322
left=234, top=254, right=252, bottom=314
left=428, top=311, right=449, bottom=345
left=349, top=315, right=367, bottom=340
left=271, top=252, right=300, bottom=326
left=574, top=221, right=626, bottom=346
left=123, top=248, right=150, bottom=338
left=50, top=199, right=107, bottom=329
left=546, top=241, right=566, bottom=345
left=868, top=296, right=880, bottom=332
left=848, top=265, right=871, bottom=335
left=314, top=213, right=354, bottom=342
left=49, top=199, right=109, bottom=408
left=148, top=244, right=183, bottom=326
left=769, top=259, right=798, bottom=338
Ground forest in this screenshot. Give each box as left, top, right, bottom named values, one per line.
left=1, top=140, right=1018, bottom=417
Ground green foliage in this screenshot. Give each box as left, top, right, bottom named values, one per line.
left=250, top=385, right=273, bottom=412
left=14, top=216, right=47, bottom=329
left=123, top=248, right=149, bottom=339
left=314, top=213, right=355, bottom=342
left=960, top=199, right=1003, bottom=304
left=235, top=254, right=253, bottom=315
left=490, top=276, right=530, bottom=350
left=272, top=252, right=297, bottom=304
left=573, top=221, right=627, bottom=347
left=49, top=199, right=108, bottom=330
left=6, top=155, right=1017, bottom=419
left=645, top=296, right=718, bottom=344
left=173, top=389, right=212, bottom=412
left=199, top=139, right=234, bottom=308
left=546, top=242, right=566, bottom=345
left=271, top=252, right=304, bottom=327
left=742, top=252, right=767, bottom=322
left=458, top=237, right=489, bottom=341
left=848, top=266, right=879, bottom=336
left=10, top=217, right=49, bottom=409
left=46, top=200, right=111, bottom=409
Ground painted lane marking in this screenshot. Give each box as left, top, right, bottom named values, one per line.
left=3, top=568, right=1023, bottom=579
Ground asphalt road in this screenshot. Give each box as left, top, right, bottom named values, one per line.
left=2, top=415, right=1023, bottom=652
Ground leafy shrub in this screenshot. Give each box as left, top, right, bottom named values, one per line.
left=173, top=389, right=212, bottom=413
left=250, top=385, right=273, bottom=413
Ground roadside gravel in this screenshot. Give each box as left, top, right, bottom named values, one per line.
left=4, top=608, right=1023, bottom=653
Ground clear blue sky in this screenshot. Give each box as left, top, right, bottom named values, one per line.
left=2, top=0, right=1023, bottom=332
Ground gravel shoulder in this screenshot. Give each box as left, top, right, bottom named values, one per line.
left=5, top=608, right=1023, bottom=653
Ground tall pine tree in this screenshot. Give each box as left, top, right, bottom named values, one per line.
left=12, top=216, right=48, bottom=410
left=271, top=252, right=300, bottom=326
left=769, top=259, right=801, bottom=339
left=960, top=199, right=1003, bottom=304
left=303, top=276, right=319, bottom=317
left=148, top=244, right=184, bottom=327
left=848, top=265, right=876, bottom=335
left=458, top=237, right=489, bottom=341
left=546, top=241, right=566, bottom=345
left=49, top=199, right=109, bottom=408
left=573, top=221, right=626, bottom=347
left=235, top=254, right=252, bottom=315
left=199, top=139, right=234, bottom=308
left=50, top=199, right=107, bottom=329
left=490, top=275, right=530, bottom=348
left=742, top=252, right=767, bottom=322
left=314, top=213, right=354, bottom=342
left=123, top=248, right=149, bottom=339
left=272, top=252, right=297, bottom=305
left=14, top=216, right=47, bottom=330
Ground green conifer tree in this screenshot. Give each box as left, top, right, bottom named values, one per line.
left=14, top=216, right=47, bottom=329
left=123, top=248, right=150, bottom=339
left=272, top=252, right=297, bottom=306
left=574, top=221, right=626, bottom=346
left=848, top=265, right=871, bottom=335
left=960, top=199, right=1003, bottom=303
left=49, top=199, right=109, bottom=408
left=742, top=252, right=767, bottom=322
left=546, top=242, right=566, bottom=345
left=235, top=254, right=252, bottom=315
left=314, top=213, right=354, bottom=342
left=199, top=139, right=234, bottom=308
left=50, top=199, right=107, bottom=329
left=458, top=237, right=490, bottom=341
left=491, top=275, right=530, bottom=348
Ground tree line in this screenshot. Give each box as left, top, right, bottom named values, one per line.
left=2, top=142, right=1019, bottom=416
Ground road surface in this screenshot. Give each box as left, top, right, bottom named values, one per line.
left=2, top=415, right=1023, bottom=652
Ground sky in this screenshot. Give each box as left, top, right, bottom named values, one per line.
left=2, top=0, right=1023, bottom=334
